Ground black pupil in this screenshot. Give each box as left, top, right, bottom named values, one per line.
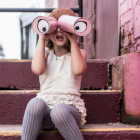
left=75, top=26, right=79, bottom=30
left=42, top=27, right=46, bottom=32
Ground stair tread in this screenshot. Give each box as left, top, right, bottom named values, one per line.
left=0, top=123, right=140, bottom=135
left=0, top=90, right=121, bottom=93
left=0, top=59, right=108, bottom=62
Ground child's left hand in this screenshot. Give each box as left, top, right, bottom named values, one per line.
left=61, top=30, right=78, bottom=43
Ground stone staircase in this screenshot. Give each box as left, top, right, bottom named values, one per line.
left=0, top=58, right=140, bottom=140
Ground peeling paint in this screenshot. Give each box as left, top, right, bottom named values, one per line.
left=120, top=0, right=140, bottom=53
left=123, top=58, right=126, bottom=64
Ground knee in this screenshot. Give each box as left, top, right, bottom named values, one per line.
left=25, top=97, right=47, bottom=117
left=50, top=104, right=70, bottom=124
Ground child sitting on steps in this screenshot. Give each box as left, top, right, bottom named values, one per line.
left=21, top=7, right=87, bottom=140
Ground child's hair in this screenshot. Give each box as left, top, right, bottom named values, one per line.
left=45, top=7, right=84, bottom=52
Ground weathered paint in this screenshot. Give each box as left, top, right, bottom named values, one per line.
left=110, top=55, right=126, bottom=91
left=120, top=0, right=140, bottom=54
left=0, top=60, right=109, bottom=90
left=0, top=90, right=121, bottom=124
left=124, top=53, right=140, bottom=116
left=121, top=48, right=130, bottom=55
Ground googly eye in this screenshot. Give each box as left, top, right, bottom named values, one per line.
left=37, top=19, right=49, bottom=33
left=74, top=21, right=87, bottom=33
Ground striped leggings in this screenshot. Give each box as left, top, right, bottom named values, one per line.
left=21, top=97, right=84, bottom=140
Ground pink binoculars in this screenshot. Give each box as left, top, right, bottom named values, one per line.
left=32, top=16, right=58, bottom=35
left=32, top=15, right=91, bottom=36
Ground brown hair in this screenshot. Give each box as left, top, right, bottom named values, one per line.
left=45, top=7, right=83, bottom=52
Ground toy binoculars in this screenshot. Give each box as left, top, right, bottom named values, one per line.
left=32, top=15, right=91, bottom=36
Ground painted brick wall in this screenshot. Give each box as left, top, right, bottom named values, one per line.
left=120, top=0, right=140, bottom=55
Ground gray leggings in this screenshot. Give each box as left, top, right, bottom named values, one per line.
left=21, top=97, right=84, bottom=140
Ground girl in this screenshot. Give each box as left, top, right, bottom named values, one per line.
left=22, top=7, right=87, bottom=140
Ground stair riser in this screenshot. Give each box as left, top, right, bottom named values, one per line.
left=0, top=131, right=140, bottom=140
left=81, top=60, right=109, bottom=89
left=0, top=60, right=109, bottom=90
left=0, top=91, right=121, bottom=124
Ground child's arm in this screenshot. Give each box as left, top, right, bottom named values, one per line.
left=61, top=31, right=87, bottom=76
left=71, top=40, right=87, bottom=76
left=31, top=34, right=53, bottom=75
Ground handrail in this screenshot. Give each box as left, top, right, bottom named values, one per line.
left=0, top=8, right=79, bottom=13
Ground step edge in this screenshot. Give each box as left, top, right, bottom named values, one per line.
left=1, top=123, right=140, bottom=135
left=0, top=90, right=122, bottom=93
left=1, top=128, right=140, bottom=136
left=0, top=59, right=108, bottom=62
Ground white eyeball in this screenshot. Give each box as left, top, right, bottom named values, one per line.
left=74, top=21, right=87, bottom=33
left=37, top=19, right=49, bottom=33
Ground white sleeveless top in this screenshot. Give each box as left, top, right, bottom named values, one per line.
left=36, top=47, right=87, bottom=126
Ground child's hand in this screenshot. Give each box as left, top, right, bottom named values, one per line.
left=61, top=30, right=78, bottom=43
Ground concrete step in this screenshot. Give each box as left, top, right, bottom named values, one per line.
left=0, top=90, right=121, bottom=125
left=110, top=53, right=140, bottom=125
left=0, top=59, right=109, bottom=90
left=0, top=123, right=140, bottom=140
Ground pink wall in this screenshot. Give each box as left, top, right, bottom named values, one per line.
left=45, top=0, right=54, bottom=17
left=95, top=0, right=119, bottom=60
left=58, top=0, right=77, bottom=8
left=120, top=0, right=140, bottom=54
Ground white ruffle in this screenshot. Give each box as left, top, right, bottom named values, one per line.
left=37, top=89, right=87, bottom=126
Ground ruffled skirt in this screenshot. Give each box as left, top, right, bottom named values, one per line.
left=36, top=89, right=87, bottom=126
